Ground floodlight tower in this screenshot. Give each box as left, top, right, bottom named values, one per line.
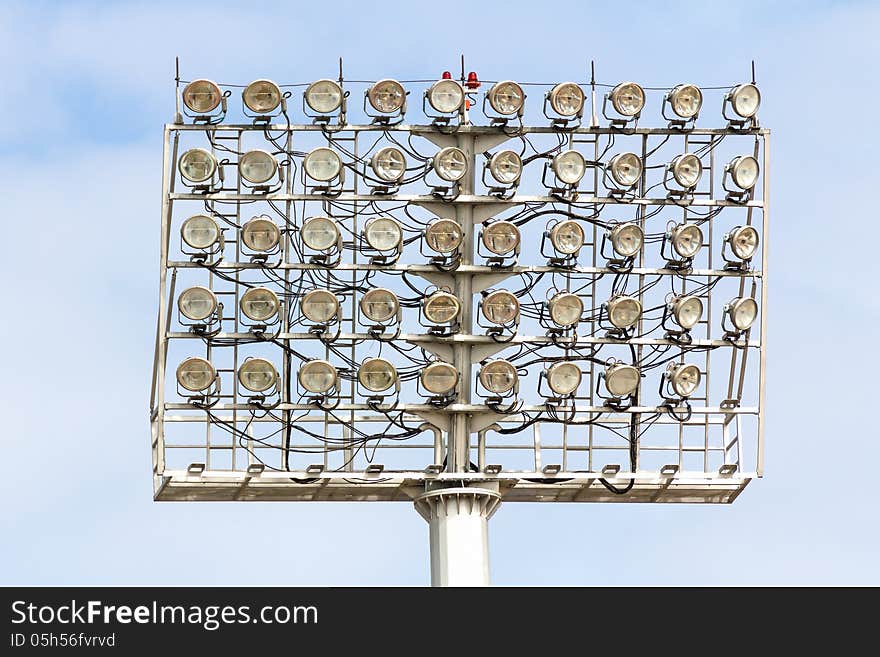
left=413, top=124, right=511, bottom=586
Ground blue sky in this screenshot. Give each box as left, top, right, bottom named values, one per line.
left=1, top=0, right=878, bottom=585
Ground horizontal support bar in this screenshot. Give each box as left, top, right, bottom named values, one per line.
left=163, top=402, right=758, bottom=414
left=167, top=122, right=768, bottom=137
left=166, top=261, right=763, bottom=278
left=160, top=414, right=730, bottom=425
left=165, top=331, right=758, bottom=349
left=168, top=192, right=764, bottom=208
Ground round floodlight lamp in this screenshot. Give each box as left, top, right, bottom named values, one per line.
left=182, top=79, right=222, bottom=114
left=549, top=82, right=585, bottom=117
left=368, top=79, right=406, bottom=113
left=303, top=147, right=342, bottom=182
left=727, top=297, right=758, bottom=331
left=610, top=82, right=645, bottom=116
left=605, top=363, right=640, bottom=397
left=425, top=219, right=462, bottom=253
left=304, top=79, right=343, bottom=114
left=427, top=79, right=464, bottom=113
left=482, top=290, right=519, bottom=325
left=364, top=217, right=402, bottom=251
left=728, top=155, right=760, bottom=190
left=360, top=288, right=399, bottom=323
left=548, top=292, right=583, bottom=327
left=727, top=225, right=759, bottom=260
left=607, top=295, right=641, bottom=329
left=547, top=362, right=582, bottom=396
left=301, top=289, right=339, bottom=323
left=239, top=149, right=278, bottom=184
left=608, top=152, right=642, bottom=188
left=243, top=79, right=282, bottom=113
left=668, top=84, right=702, bottom=119
left=433, top=146, right=467, bottom=182
left=670, top=223, right=703, bottom=259
left=488, top=150, right=523, bottom=185
left=299, top=360, right=338, bottom=394
left=479, top=360, right=518, bottom=395
left=301, top=216, right=339, bottom=251
left=371, top=147, right=407, bottom=183
left=487, top=80, right=525, bottom=115
left=552, top=150, right=586, bottom=185
left=179, top=148, right=217, bottom=183
left=609, top=223, right=643, bottom=258
left=358, top=358, right=398, bottom=393
left=181, top=214, right=221, bottom=250
left=238, top=358, right=278, bottom=393
left=423, top=291, right=460, bottom=324
left=178, top=286, right=217, bottom=321
left=241, top=217, right=280, bottom=252
left=481, top=221, right=520, bottom=255
left=176, top=357, right=216, bottom=392
left=240, top=287, right=280, bottom=322
left=549, top=220, right=584, bottom=255
left=668, top=363, right=701, bottom=398
left=729, top=83, right=761, bottom=118
left=670, top=153, right=703, bottom=189
left=671, top=295, right=703, bottom=330
left=421, top=362, right=458, bottom=395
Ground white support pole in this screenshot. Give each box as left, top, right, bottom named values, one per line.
left=414, top=487, right=501, bottom=587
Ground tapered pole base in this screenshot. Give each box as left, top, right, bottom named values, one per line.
left=414, top=487, right=502, bottom=587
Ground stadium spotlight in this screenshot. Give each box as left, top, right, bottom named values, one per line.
left=544, top=82, right=585, bottom=127
left=484, top=80, right=525, bottom=124
left=180, top=214, right=223, bottom=261
left=541, top=291, right=583, bottom=336
left=724, top=83, right=761, bottom=127
left=599, top=362, right=640, bottom=407
left=665, top=153, right=703, bottom=195
left=362, top=217, right=403, bottom=264
left=181, top=79, right=226, bottom=122
left=601, top=221, right=643, bottom=270
left=303, top=78, right=346, bottom=124
left=604, top=152, right=642, bottom=194
left=239, top=287, right=281, bottom=330
left=603, top=295, right=642, bottom=337
left=662, top=362, right=701, bottom=401
left=484, top=149, right=523, bottom=196
left=238, top=149, right=281, bottom=192
left=430, top=146, right=467, bottom=197
left=357, top=357, right=400, bottom=400
left=663, top=84, right=702, bottom=127
left=722, top=296, right=759, bottom=339
left=422, top=218, right=462, bottom=266
left=425, top=75, right=465, bottom=124
left=603, top=82, right=645, bottom=126
left=479, top=220, right=520, bottom=266
left=542, top=218, right=584, bottom=265
left=662, top=222, right=703, bottom=268
left=723, top=155, right=760, bottom=201
left=302, top=147, right=344, bottom=194
left=478, top=289, right=520, bottom=336
left=240, top=216, right=281, bottom=260
left=421, top=290, right=461, bottom=336
left=369, top=146, right=407, bottom=193
left=297, top=359, right=339, bottom=400
left=722, top=225, right=759, bottom=269
left=242, top=79, right=286, bottom=121
left=419, top=361, right=459, bottom=402
left=177, top=286, right=220, bottom=331
left=540, top=361, right=582, bottom=401
left=179, top=148, right=220, bottom=189
left=299, top=289, right=341, bottom=332
left=477, top=359, right=519, bottom=404
left=663, top=294, right=703, bottom=342
left=359, top=288, right=401, bottom=334
left=543, top=150, right=586, bottom=198
left=238, top=357, right=279, bottom=400
left=365, top=79, right=407, bottom=123
left=299, top=215, right=342, bottom=266
left=176, top=357, right=219, bottom=399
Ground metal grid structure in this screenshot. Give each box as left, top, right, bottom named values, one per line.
left=150, top=64, right=768, bottom=507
